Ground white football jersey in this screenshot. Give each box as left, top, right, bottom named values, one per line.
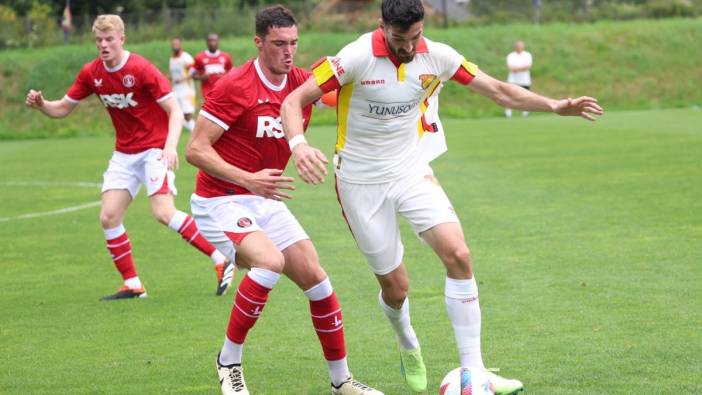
left=312, top=29, right=477, bottom=183
left=169, top=51, right=195, bottom=96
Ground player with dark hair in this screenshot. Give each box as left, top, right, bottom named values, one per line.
left=192, top=33, right=233, bottom=99
left=25, top=15, right=234, bottom=300
left=282, top=0, right=603, bottom=393
left=186, top=5, right=382, bottom=395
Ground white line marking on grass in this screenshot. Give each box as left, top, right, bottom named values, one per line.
left=0, top=180, right=101, bottom=222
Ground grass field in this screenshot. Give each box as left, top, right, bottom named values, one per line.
left=1, top=108, right=701, bottom=394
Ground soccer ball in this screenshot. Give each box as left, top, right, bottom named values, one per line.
left=439, top=367, right=495, bottom=395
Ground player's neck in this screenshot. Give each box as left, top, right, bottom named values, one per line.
left=256, top=59, right=286, bottom=86
left=105, top=49, right=126, bottom=69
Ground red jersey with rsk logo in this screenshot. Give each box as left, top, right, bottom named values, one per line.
left=193, top=50, right=233, bottom=99
left=196, top=58, right=313, bottom=198
left=65, top=51, right=172, bottom=154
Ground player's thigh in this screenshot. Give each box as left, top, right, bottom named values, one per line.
left=396, top=174, right=459, bottom=236
left=336, top=179, right=404, bottom=276
left=190, top=196, right=282, bottom=271
left=282, top=239, right=327, bottom=291
left=102, top=152, right=141, bottom=199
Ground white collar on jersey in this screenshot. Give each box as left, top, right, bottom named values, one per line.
left=254, top=58, right=287, bottom=92
left=104, top=51, right=130, bottom=73
left=205, top=50, right=221, bottom=57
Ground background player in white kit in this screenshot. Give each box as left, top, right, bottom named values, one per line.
left=505, top=40, right=533, bottom=118
left=169, top=37, right=197, bottom=132
left=281, top=0, right=603, bottom=393
left=25, top=15, right=234, bottom=300
left=185, top=6, right=382, bottom=395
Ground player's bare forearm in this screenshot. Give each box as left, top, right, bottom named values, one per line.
left=282, top=78, right=323, bottom=141
left=160, top=96, right=183, bottom=151
left=186, top=116, right=251, bottom=186
left=25, top=91, right=76, bottom=119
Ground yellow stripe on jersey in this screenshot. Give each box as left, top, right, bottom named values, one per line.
left=417, top=78, right=443, bottom=138
left=313, top=58, right=336, bottom=86
left=397, top=63, right=406, bottom=83
left=462, top=59, right=479, bottom=76
left=335, top=84, right=354, bottom=153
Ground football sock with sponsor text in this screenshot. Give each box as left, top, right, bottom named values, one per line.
left=445, top=276, right=485, bottom=369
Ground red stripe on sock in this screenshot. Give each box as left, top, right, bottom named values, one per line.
left=226, top=274, right=272, bottom=344
left=177, top=215, right=217, bottom=256
left=310, top=292, right=347, bottom=361
left=106, top=232, right=137, bottom=280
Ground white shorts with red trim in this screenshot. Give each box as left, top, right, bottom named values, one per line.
left=190, top=193, right=309, bottom=262
left=335, top=171, right=459, bottom=276
left=102, top=148, right=176, bottom=199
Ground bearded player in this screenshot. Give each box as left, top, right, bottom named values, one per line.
left=186, top=5, right=382, bottom=395
left=281, top=0, right=603, bottom=393
left=25, top=15, right=235, bottom=300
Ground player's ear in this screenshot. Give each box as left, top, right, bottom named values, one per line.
left=253, top=35, right=263, bottom=49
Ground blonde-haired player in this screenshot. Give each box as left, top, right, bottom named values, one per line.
left=25, top=15, right=234, bottom=299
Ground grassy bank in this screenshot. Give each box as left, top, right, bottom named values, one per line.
left=1, top=18, right=700, bottom=139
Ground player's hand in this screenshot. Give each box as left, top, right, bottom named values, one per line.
left=553, top=96, right=604, bottom=121
left=242, top=169, right=295, bottom=201
left=160, top=148, right=179, bottom=171
left=291, top=143, right=328, bottom=185
left=25, top=89, right=45, bottom=109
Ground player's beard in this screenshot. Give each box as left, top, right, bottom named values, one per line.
left=393, top=47, right=415, bottom=64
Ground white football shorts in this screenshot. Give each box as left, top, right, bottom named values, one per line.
left=335, top=171, right=459, bottom=276
left=175, top=91, right=196, bottom=115
left=102, top=148, right=176, bottom=199
left=190, top=194, right=309, bottom=262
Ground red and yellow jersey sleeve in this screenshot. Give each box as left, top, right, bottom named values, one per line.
left=311, top=57, right=342, bottom=93
left=451, top=59, right=479, bottom=85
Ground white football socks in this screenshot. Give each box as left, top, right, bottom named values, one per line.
left=219, top=336, right=243, bottom=365
left=445, top=276, right=485, bottom=369
left=379, top=291, right=420, bottom=350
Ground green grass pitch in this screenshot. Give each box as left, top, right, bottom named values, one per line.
left=1, top=109, right=700, bottom=394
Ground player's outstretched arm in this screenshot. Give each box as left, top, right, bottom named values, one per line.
left=159, top=96, right=184, bottom=170
left=281, top=77, right=329, bottom=185
left=468, top=71, right=604, bottom=121
left=186, top=117, right=295, bottom=201
left=25, top=90, right=78, bottom=119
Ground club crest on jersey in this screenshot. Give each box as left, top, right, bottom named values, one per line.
left=419, top=74, right=438, bottom=90
left=94, top=78, right=103, bottom=87
left=237, top=217, right=252, bottom=228
left=122, top=74, right=136, bottom=88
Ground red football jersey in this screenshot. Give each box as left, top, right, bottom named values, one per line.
left=196, top=59, right=313, bottom=198
left=193, top=50, right=233, bottom=99
left=65, top=51, right=172, bottom=154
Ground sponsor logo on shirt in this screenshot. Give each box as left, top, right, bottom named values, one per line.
left=361, top=79, right=385, bottom=86
left=330, top=57, right=345, bottom=77
left=256, top=116, right=285, bottom=139
left=367, top=101, right=418, bottom=118
left=99, top=93, right=138, bottom=109
left=122, top=74, right=136, bottom=88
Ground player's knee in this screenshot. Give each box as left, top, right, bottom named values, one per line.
left=254, top=251, right=285, bottom=273
left=99, top=210, right=122, bottom=229
left=443, top=246, right=473, bottom=275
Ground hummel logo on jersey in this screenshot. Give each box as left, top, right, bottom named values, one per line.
left=94, top=78, right=103, bottom=87
left=99, top=93, right=138, bottom=109
left=256, top=116, right=285, bottom=139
